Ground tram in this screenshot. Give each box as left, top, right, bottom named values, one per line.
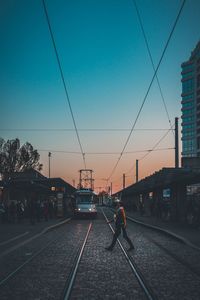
left=74, top=189, right=97, bottom=218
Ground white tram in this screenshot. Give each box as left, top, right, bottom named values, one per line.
left=74, top=189, right=97, bottom=218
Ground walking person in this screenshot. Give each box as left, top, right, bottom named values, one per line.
left=105, top=200, right=134, bottom=251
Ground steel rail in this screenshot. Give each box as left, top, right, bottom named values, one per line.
left=109, top=207, right=200, bottom=279
left=102, top=209, right=157, bottom=300
left=63, top=222, right=92, bottom=300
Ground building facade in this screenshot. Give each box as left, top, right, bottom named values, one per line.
left=181, top=41, right=200, bottom=158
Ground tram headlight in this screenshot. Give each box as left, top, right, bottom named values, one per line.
left=78, top=208, right=81, bottom=211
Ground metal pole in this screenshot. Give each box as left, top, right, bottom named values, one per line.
left=48, top=152, right=51, bottom=178
left=175, top=117, right=179, bottom=168
left=136, top=159, right=139, bottom=182
left=110, top=182, right=112, bottom=196
left=123, top=174, right=125, bottom=189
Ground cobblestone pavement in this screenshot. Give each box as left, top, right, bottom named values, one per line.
left=0, top=220, right=90, bottom=300
left=1, top=209, right=200, bottom=299
left=0, top=217, right=67, bottom=250
left=127, top=210, right=200, bottom=248
left=103, top=208, right=200, bottom=299
left=70, top=212, right=146, bottom=300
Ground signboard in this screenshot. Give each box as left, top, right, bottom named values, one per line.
left=57, top=193, right=63, bottom=199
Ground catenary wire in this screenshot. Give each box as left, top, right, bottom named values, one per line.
left=41, top=0, right=86, bottom=169
left=125, top=124, right=174, bottom=175
left=107, top=124, right=175, bottom=191
left=132, top=0, right=175, bottom=137
left=0, top=128, right=174, bottom=132
left=38, top=147, right=174, bottom=155
left=107, top=0, right=186, bottom=182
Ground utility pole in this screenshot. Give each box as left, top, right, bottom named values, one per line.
left=110, top=182, right=112, bottom=196
left=136, top=159, right=139, bottom=182
left=123, top=173, right=125, bottom=189
left=48, top=152, right=51, bottom=178
left=175, top=117, right=179, bottom=168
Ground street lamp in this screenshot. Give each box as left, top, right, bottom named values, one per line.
left=48, top=152, right=51, bottom=178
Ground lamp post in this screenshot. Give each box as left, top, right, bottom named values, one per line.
left=48, top=152, right=51, bottom=178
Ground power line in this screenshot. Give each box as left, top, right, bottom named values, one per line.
left=138, top=125, right=174, bottom=162
left=86, top=147, right=174, bottom=155
left=38, top=149, right=81, bottom=154
left=41, top=0, right=86, bottom=169
left=38, top=146, right=174, bottom=156
left=132, top=0, right=175, bottom=137
left=0, top=128, right=174, bottom=132
left=110, top=125, right=174, bottom=192
left=107, top=0, right=186, bottom=181
left=125, top=124, right=174, bottom=175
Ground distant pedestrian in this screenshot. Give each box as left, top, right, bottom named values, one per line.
left=36, top=200, right=41, bottom=222
left=9, top=201, right=16, bottom=223
left=29, top=193, right=36, bottom=225
left=43, top=200, right=49, bottom=221
left=16, top=200, right=24, bottom=223
left=105, top=200, right=134, bottom=251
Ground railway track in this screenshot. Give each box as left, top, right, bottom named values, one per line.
left=0, top=220, right=92, bottom=300
left=102, top=208, right=158, bottom=300
left=61, top=222, right=92, bottom=300
left=103, top=207, right=200, bottom=299
left=1, top=209, right=200, bottom=299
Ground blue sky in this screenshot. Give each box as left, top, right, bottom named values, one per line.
left=0, top=0, right=200, bottom=192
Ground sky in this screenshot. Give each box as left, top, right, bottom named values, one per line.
left=0, top=0, right=200, bottom=193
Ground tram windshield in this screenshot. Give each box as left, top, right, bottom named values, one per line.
left=76, top=195, right=93, bottom=204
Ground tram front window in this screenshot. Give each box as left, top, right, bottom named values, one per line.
left=76, top=195, right=93, bottom=204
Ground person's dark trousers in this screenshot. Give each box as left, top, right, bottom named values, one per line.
left=109, top=225, right=134, bottom=249
left=122, top=226, right=134, bottom=248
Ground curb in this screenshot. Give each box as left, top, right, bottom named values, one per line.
left=108, top=207, right=200, bottom=252
left=0, top=218, right=71, bottom=258
left=42, top=218, right=71, bottom=234
left=127, top=215, right=200, bottom=252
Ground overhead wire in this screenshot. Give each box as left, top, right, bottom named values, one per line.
left=38, top=146, right=174, bottom=155
left=41, top=0, right=86, bottom=169
left=110, top=124, right=174, bottom=193
left=107, top=0, right=186, bottom=182
left=124, top=123, right=175, bottom=182
left=132, top=0, right=175, bottom=137
left=0, top=128, right=174, bottom=132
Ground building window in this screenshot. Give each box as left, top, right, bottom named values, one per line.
left=197, top=74, right=200, bottom=88
left=182, top=123, right=195, bottom=130
left=182, top=71, right=194, bottom=79
left=182, top=116, right=194, bottom=122
left=182, top=130, right=194, bottom=138
left=182, top=79, right=194, bottom=94
left=197, top=137, right=200, bottom=149
left=182, top=64, right=193, bottom=73
left=182, top=93, right=194, bottom=101
left=182, top=108, right=194, bottom=116
left=182, top=102, right=194, bottom=108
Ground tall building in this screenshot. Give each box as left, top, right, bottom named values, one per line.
left=181, top=41, right=200, bottom=158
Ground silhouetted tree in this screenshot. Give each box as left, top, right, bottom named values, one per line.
left=0, top=138, right=43, bottom=179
